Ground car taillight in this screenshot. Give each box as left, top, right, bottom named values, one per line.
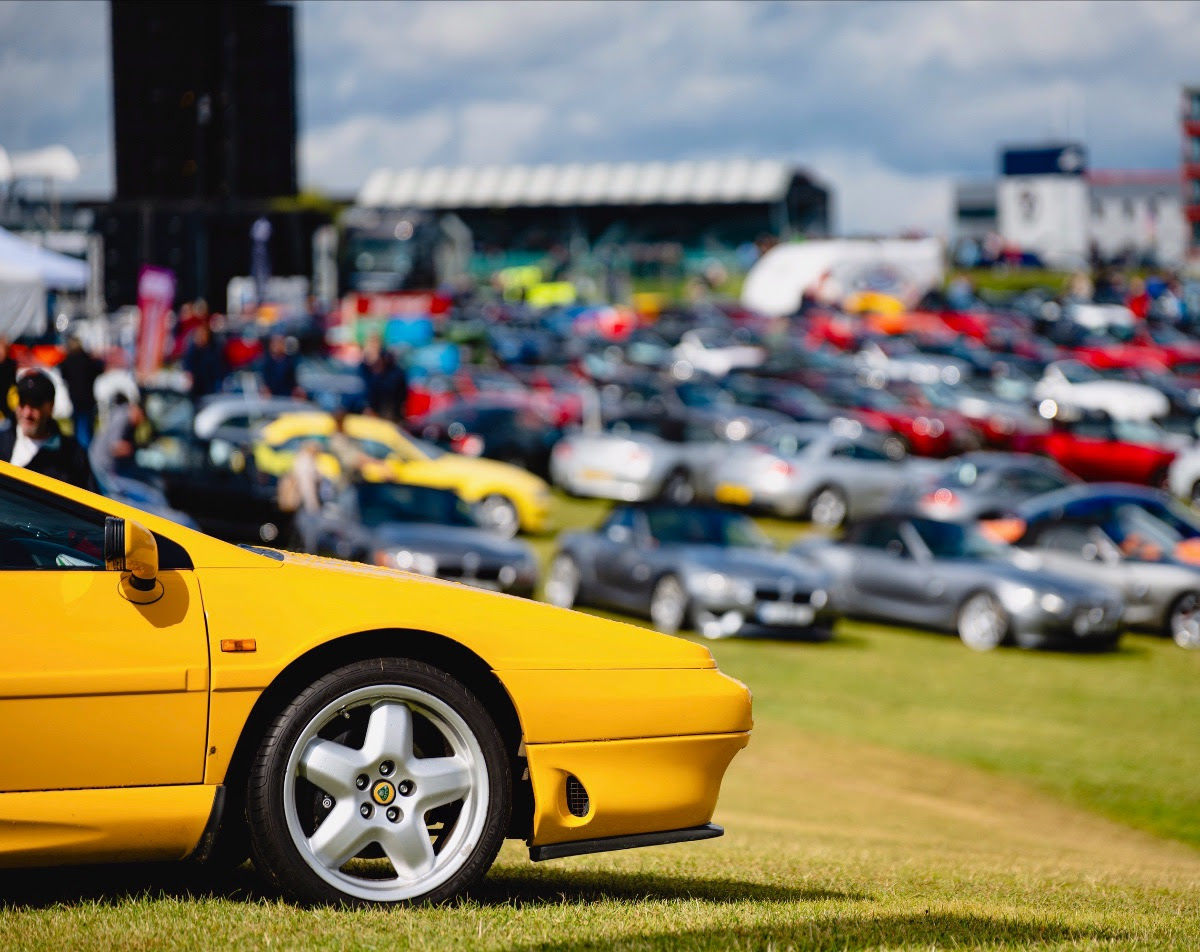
left=921, top=487, right=961, bottom=512
left=453, top=433, right=485, bottom=456
left=769, top=458, right=792, bottom=478
left=553, top=442, right=572, bottom=458
left=627, top=446, right=650, bottom=465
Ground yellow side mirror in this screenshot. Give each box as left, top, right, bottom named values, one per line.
left=104, top=516, right=162, bottom=604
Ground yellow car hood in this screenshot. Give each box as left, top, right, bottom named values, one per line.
left=205, top=549, right=716, bottom=673
left=410, top=453, right=548, bottom=494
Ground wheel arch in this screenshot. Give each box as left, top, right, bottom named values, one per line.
left=218, top=627, right=532, bottom=843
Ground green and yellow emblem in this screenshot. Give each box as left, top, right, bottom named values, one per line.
left=372, top=780, right=396, bottom=806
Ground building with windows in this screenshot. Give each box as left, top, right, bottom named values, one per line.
left=953, top=142, right=1187, bottom=269
left=355, top=159, right=830, bottom=262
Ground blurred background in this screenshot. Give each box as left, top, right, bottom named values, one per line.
left=1, top=0, right=1200, bottom=659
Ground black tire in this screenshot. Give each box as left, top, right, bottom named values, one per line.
left=246, top=658, right=511, bottom=906
left=1166, top=591, right=1200, bottom=649
left=649, top=574, right=690, bottom=634
left=475, top=494, right=520, bottom=539
left=659, top=469, right=695, bottom=506
left=1190, top=480, right=1200, bottom=508
left=807, top=485, right=849, bottom=530
left=883, top=435, right=908, bottom=461
left=544, top=553, right=582, bottom=609
left=955, top=591, right=1009, bottom=651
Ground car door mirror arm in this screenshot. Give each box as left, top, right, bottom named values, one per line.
left=105, top=516, right=163, bottom=605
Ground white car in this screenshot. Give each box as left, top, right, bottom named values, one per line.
left=1034, top=360, right=1169, bottom=422
left=1167, top=445, right=1200, bottom=505
left=671, top=329, right=766, bottom=379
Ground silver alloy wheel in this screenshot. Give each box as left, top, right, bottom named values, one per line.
left=1169, top=592, right=1200, bottom=649
left=957, top=592, right=1007, bottom=651
left=809, top=486, right=848, bottom=530
left=282, top=686, right=489, bottom=902
left=650, top=575, right=688, bottom=634
left=475, top=494, right=519, bottom=539
left=544, top=554, right=581, bottom=609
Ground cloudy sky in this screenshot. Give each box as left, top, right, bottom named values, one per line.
left=1, top=0, right=1197, bottom=236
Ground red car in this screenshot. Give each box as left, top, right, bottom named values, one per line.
left=823, top=379, right=979, bottom=458
left=1037, top=414, right=1177, bottom=486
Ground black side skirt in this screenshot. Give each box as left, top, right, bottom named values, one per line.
left=528, top=823, right=723, bottom=862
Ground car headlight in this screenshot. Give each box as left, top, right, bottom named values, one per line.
left=1001, top=584, right=1035, bottom=611
left=1039, top=592, right=1067, bottom=614
left=811, top=588, right=828, bottom=609
left=376, top=549, right=439, bottom=576
left=700, top=572, right=755, bottom=605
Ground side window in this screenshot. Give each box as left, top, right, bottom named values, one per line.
left=853, top=521, right=909, bottom=556
left=0, top=477, right=107, bottom=570
left=1031, top=523, right=1094, bottom=555
left=600, top=507, right=639, bottom=543
left=847, top=442, right=888, bottom=461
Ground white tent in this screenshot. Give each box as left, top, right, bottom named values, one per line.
left=0, top=226, right=88, bottom=290
left=741, top=238, right=945, bottom=317
left=0, top=226, right=89, bottom=338
left=0, top=258, right=44, bottom=339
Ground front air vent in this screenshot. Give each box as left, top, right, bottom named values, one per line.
left=565, top=775, right=590, bottom=817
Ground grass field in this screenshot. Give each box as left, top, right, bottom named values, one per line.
left=2, top=492, right=1199, bottom=950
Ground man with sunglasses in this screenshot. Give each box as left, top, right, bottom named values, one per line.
left=0, top=370, right=95, bottom=490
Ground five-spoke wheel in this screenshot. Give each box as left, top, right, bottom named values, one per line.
left=248, top=659, right=509, bottom=905
left=956, top=592, right=1008, bottom=652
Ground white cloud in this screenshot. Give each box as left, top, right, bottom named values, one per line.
left=799, top=149, right=954, bottom=238
left=300, top=111, right=455, bottom=192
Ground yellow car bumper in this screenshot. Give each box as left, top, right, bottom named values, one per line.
left=526, top=731, right=750, bottom=847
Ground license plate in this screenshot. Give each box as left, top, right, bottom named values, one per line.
left=579, top=468, right=611, bottom=481
left=715, top=483, right=753, bottom=505
left=757, top=603, right=815, bottom=626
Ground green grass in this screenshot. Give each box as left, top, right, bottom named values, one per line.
left=2, top=490, right=1199, bottom=949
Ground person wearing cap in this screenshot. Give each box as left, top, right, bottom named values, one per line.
left=0, top=371, right=95, bottom=490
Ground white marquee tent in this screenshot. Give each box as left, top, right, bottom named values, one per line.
left=0, top=226, right=89, bottom=338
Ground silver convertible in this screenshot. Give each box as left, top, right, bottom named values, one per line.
left=795, top=514, right=1124, bottom=651
left=700, top=422, right=912, bottom=529
left=549, top=408, right=789, bottom=505
left=544, top=503, right=835, bottom=640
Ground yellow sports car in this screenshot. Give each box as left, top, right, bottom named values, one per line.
left=255, top=413, right=552, bottom=537
left=0, top=461, right=751, bottom=905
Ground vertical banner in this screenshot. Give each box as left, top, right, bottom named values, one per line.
left=135, top=265, right=176, bottom=379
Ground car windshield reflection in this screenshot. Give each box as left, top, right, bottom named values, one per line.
left=354, top=484, right=477, bottom=528
left=646, top=506, right=772, bottom=549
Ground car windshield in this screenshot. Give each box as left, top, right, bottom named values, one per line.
left=646, top=507, right=772, bottom=549
left=762, top=430, right=814, bottom=457
left=910, top=518, right=1007, bottom=560
left=943, top=460, right=987, bottom=488
left=1056, top=362, right=1101, bottom=384
left=355, top=483, right=477, bottom=528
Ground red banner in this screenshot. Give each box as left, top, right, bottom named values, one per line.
left=135, top=265, right=176, bottom=379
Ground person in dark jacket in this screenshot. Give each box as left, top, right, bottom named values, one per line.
left=258, top=333, right=300, bottom=398
left=183, top=323, right=227, bottom=401
left=58, top=336, right=104, bottom=449
left=0, top=371, right=95, bottom=490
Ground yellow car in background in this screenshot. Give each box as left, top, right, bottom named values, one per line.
left=0, top=461, right=751, bottom=905
left=255, top=412, right=553, bottom=537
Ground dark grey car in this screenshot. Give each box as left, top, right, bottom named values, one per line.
left=545, top=503, right=834, bottom=639
left=894, top=452, right=1079, bottom=522
left=795, top=514, right=1124, bottom=651
left=312, top=482, right=539, bottom=596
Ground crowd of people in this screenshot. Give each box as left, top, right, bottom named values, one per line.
left=0, top=296, right=410, bottom=494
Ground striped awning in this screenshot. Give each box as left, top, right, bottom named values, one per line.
left=358, top=159, right=801, bottom=209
